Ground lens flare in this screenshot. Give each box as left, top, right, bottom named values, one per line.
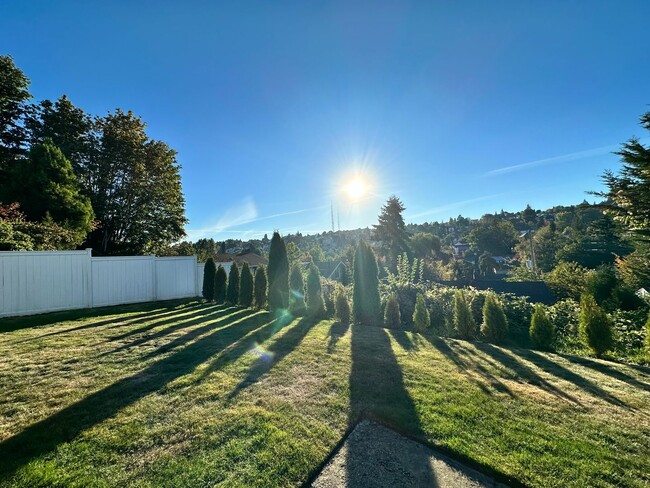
left=345, top=177, right=367, bottom=200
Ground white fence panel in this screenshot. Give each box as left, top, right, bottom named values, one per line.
left=0, top=250, right=90, bottom=317
left=91, top=256, right=156, bottom=307
left=156, top=256, right=198, bottom=300
left=196, top=263, right=205, bottom=297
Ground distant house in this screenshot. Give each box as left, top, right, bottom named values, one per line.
left=214, top=252, right=268, bottom=275
left=453, top=242, right=470, bottom=257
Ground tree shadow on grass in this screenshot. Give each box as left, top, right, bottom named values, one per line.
left=1, top=299, right=200, bottom=334
left=473, top=342, right=629, bottom=408
left=388, top=328, right=421, bottom=352
left=327, top=320, right=349, bottom=353
left=557, top=353, right=650, bottom=393
left=0, top=310, right=273, bottom=481
left=227, top=316, right=317, bottom=399
left=98, top=306, right=245, bottom=357
left=346, top=324, right=438, bottom=486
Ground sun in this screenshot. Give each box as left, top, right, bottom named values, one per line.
left=345, top=177, right=367, bottom=200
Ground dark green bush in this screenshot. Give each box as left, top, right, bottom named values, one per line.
left=239, top=262, right=254, bottom=308
left=254, top=265, right=268, bottom=310
left=214, top=265, right=227, bottom=303
left=353, top=240, right=381, bottom=325
left=202, top=258, right=216, bottom=301
left=289, top=265, right=306, bottom=316
left=306, top=263, right=325, bottom=319
left=413, top=293, right=430, bottom=333
left=481, top=293, right=508, bottom=344
left=267, top=232, right=289, bottom=311
left=530, top=305, right=555, bottom=350
left=334, top=289, right=351, bottom=325
left=471, top=293, right=486, bottom=327
left=454, top=290, right=476, bottom=340
left=579, top=294, right=613, bottom=357
left=384, top=295, right=401, bottom=329
left=226, top=263, right=240, bottom=305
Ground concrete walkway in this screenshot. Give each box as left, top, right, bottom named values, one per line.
left=312, top=421, right=508, bottom=487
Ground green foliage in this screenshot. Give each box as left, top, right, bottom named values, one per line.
left=384, top=295, right=401, bottom=329
left=253, top=265, right=268, bottom=310
left=226, top=263, right=240, bottom=305
left=428, top=299, right=446, bottom=335
left=413, top=293, right=430, bottom=333
left=546, top=299, right=581, bottom=350
left=530, top=305, right=555, bottom=350
left=0, top=55, right=31, bottom=178
left=353, top=240, right=381, bottom=325
left=579, top=294, right=613, bottom=357
left=481, top=294, right=508, bottom=343
left=467, top=214, right=518, bottom=255
left=202, top=258, right=216, bottom=301
left=454, top=290, right=476, bottom=340
left=334, top=289, right=351, bottom=325
left=646, top=312, right=650, bottom=353
left=306, top=263, right=325, bottom=319
left=478, top=252, right=497, bottom=277
left=214, top=265, right=227, bottom=303
left=372, top=195, right=409, bottom=265
left=410, top=232, right=441, bottom=258
left=470, top=293, right=486, bottom=326
left=267, top=232, right=289, bottom=311
left=7, top=140, right=94, bottom=242
left=545, top=261, right=591, bottom=300
left=289, top=265, right=306, bottom=316
left=0, top=203, right=81, bottom=250
left=239, top=263, right=254, bottom=308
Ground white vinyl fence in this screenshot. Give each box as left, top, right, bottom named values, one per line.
left=0, top=250, right=201, bottom=318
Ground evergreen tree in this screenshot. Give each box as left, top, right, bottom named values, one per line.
left=214, top=265, right=227, bottom=303
left=7, top=140, right=94, bottom=242
left=384, top=295, right=401, bottom=329
left=267, top=232, right=289, bottom=311
left=372, top=195, right=409, bottom=265
left=413, top=293, right=430, bottom=333
left=334, top=289, right=351, bottom=325
left=454, top=290, right=476, bottom=340
left=202, top=258, right=216, bottom=301
left=530, top=305, right=555, bottom=350
left=353, top=240, right=381, bottom=325
left=254, top=265, right=268, bottom=310
left=481, top=293, right=508, bottom=343
left=579, top=294, right=613, bottom=357
left=289, top=265, right=306, bottom=316
left=306, top=263, right=325, bottom=318
left=239, top=262, right=254, bottom=308
left=227, top=262, right=240, bottom=305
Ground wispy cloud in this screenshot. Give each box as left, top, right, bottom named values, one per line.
left=407, top=193, right=506, bottom=220
left=485, top=144, right=616, bottom=176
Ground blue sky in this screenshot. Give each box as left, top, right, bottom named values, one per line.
left=2, top=1, right=649, bottom=240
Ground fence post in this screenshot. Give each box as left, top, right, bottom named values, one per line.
left=85, top=248, right=93, bottom=308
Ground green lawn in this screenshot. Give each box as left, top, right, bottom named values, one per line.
left=1, top=300, right=649, bottom=487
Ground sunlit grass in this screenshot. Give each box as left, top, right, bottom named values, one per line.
left=0, top=301, right=649, bottom=487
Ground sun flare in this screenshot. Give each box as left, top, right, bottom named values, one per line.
left=345, top=177, right=367, bottom=200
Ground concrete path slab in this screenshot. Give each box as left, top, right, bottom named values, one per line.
left=312, top=420, right=508, bottom=487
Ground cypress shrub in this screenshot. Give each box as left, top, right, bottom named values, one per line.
left=579, top=294, right=613, bottom=357
left=353, top=240, right=381, bottom=325
left=530, top=305, right=555, bottom=350
left=239, top=262, right=254, bottom=308
left=384, top=296, right=401, bottom=329
left=254, top=265, right=268, bottom=310
left=429, top=299, right=446, bottom=335
left=334, top=289, right=351, bottom=325
left=413, top=293, right=430, bottom=333
left=226, top=262, right=240, bottom=305
left=481, top=293, right=508, bottom=344
left=454, top=290, right=476, bottom=340
left=306, top=263, right=325, bottom=319
left=202, top=258, right=216, bottom=301
left=471, top=293, right=486, bottom=326
left=267, top=232, right=289, bottom=311
left=289, top=265, right=306, bottom=316
left=214, top=265, right=227, bottom=303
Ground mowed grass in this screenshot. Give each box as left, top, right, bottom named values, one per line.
left=0, top=300, right=649, bottom=487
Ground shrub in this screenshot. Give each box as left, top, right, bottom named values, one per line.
left=267, top=232, right=289, bottom=311
left=470, top=293, right=486, bottom=327
left=429, top=299, right=446, bottom=335
left=335, top=289, right=351, bottom=325
left=226, top=262, right=240, bottom=305
left=579, top=294, right=613, bottom=357
left=289, top=265, right=306, bottom=316
left=384, top=296, right=401, bottom=329
left=481, top=293, right=508, bottom=344
left=454, top=290, right=476, bottom=340
left=239, top=262, right=254, bottom=308
left=214, top=265, right=227, bottom=303
left=530, top=305, right=555, bottom=350
left=353, top=240, right=381, bottom=325
left=413, top=293, right=430, bottom=333
left=254, top=265, right=268, bottom=310
left=306, top=263, right=325, bottom=319
left=646, top=312, right=650, bottom=353
left=202, top=258, right=216, bottom=301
